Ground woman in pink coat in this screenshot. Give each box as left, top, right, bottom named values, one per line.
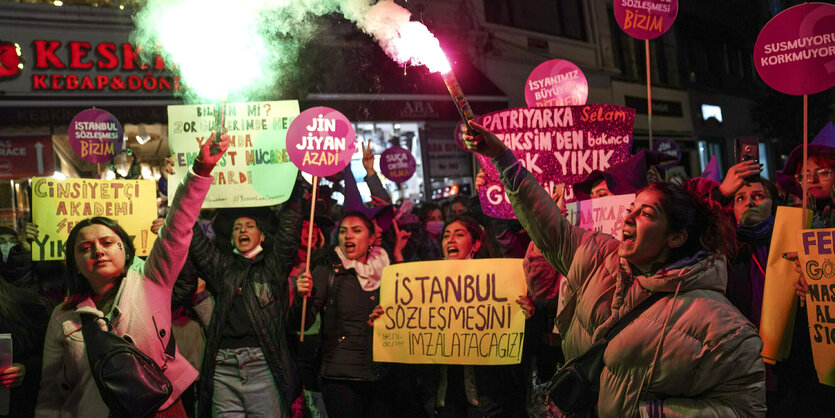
left=35, top=133, right=229, bottom=418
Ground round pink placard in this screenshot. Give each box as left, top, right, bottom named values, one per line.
left=614, top=0, right=678, bottom=40
left=754, top=2, right=835, bottom=96
left=286, top=107, right=356, bottom=177
left=380, top=146, right=416, bottom=183
left=69, top=108, right=123, bottom=163
left=525, top=59, right=588, bottom=108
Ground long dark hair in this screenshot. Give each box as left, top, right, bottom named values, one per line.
left=642, top=182, right=736, bottom=263
left=64, top=217, right=135, bottom=309
left=442, top=216, right=493, bottom=259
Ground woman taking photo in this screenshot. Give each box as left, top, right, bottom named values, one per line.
left=463, top=122, right=766, bottom=417
left=294, top=211, right=408, bottom=418
left=35, top=133, right=229, bottom=417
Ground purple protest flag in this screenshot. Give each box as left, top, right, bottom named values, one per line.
left=700, top=155, right=723, bottom=184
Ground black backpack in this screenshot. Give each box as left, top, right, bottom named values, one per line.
left=80, top=313, right=174, bottom=418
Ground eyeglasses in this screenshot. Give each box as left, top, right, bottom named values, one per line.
left=795, top=168, right=835, bottom=184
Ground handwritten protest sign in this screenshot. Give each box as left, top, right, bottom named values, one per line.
left=761, top=206, right=812, bottom=363
left=69, top=108, right=123, bottom=163
left=374, top=259, right=527, bottom=365
left=565, top=193, right=635, bottom=240
left=167, top=100, right=299, bottom=208
left=286, top=106, right=356, bottom=177
left=614, top=0, right=679, bottom=40
left=797, top=228, right=835, bottom=386
left=753, top=2, right=835, bottom=96
left=524, top=59, right=588, bottom=108
left=476, top=105, right=635, bottom=219
left=380, top=146, right=416, bottom=183
left=31, top=177, right=157, bottom=261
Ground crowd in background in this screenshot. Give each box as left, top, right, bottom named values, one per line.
left=1, top=125, right=834, bottom=417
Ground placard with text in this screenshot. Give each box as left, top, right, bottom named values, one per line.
left=373, top=259, right=527, bottom=365
left=476, top=105, right=635, bottom=219
left=31, top=177, right=157, bottom=261
left=167, top=100, right=300, bottom=208
left=797, top=228, right=835, bottom=386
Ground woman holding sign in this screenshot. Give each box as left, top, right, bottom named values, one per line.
left=463, top=122, right=766, bottom=417
left=34, top=133, right=229, bottom=417
left=413, top=216, right=533, bottom=417
left=294, top=211, right=409, bottom=418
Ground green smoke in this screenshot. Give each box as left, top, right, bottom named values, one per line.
left=131, top=1, right=445, bottom=103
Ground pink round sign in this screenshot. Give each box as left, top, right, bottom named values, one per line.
left=754, top=2, right=835, bottom=96
left=524, top=59, right=588, bottom=108
left=69, top=108, right=123, bottom=163
left=380, top=146, right=416, bottom=183
left=614, top=0, right=678, bottom=40
left=287, top=107, right=356, bottom=177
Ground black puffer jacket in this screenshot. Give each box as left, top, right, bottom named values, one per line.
left=291, top=248, right=387, bottom=381
left=189, top=192, right=303, bottom=417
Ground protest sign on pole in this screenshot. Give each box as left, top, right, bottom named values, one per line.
left=287, top=106, right=357, bottom=340
left=30, top=177, right=157, bottom=261
left=753, top=2, right=835, bottom=96
left=524, top=59, right=588, bottom=108
left=476, top=105, right=635, bottom=219
left=760, top=206, right=813, bottom=363
left=167, top=100, right=300, bottom=208
left=380, top=146, right=416, bottom=183
left=796, top=228, right=835, bottom=386
left=373, top=258, right=527, bottom=365
left=753, top=2, right=835, bottom=215
left=613, top=0, right=679, bottom=149
left=565, top=193, right=635, bottom=240
left=69, top=108, right=123, bottom=163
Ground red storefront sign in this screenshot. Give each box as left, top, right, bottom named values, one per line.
left=0, top=136, right=55, bottom=178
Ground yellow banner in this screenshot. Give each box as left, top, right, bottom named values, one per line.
left=760, top=206, right=812, bottom=363
left=373, top=258, right=527, bottom=365
left=797, top=228, right=835, bottom=386
left=31, top=177, right=157, bottom=261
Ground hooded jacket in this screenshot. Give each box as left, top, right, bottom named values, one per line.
left=188, top=187, right=303, bottom=417
left=494, top=150, right=766, bottom=417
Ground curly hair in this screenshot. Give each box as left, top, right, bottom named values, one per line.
left=641, top=183, right=737, bottom=262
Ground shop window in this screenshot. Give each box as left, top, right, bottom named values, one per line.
left=483, top=0, right=587, bottom=41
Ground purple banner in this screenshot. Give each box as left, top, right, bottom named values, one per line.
left=68, top=108, right=123, bottom=163
left=380, top=146, right=416, bottom=183
left=476, top=105, right=635, bottom=219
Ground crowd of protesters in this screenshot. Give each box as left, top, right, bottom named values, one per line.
left=1, top=122, right=834, bottom=418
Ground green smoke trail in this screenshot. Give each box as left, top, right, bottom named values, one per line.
left=131, top=0, right=446, bottom=103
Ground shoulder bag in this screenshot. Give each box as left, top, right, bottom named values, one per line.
left=80, top=313, right=174, bottom=418
left=545, top=292, right=665, bottom=416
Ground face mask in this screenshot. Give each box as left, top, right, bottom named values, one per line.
left=425, top=220, right=445, bottom=236
left=0, top=242, right=15, bottom=262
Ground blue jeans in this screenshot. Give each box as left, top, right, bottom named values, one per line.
left=213, top=347, right=283, bottom=417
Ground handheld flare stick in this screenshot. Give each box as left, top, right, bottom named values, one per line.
left=440, top=70, right=477, bottom=136
left=212, top=96, right=228, bottom=153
